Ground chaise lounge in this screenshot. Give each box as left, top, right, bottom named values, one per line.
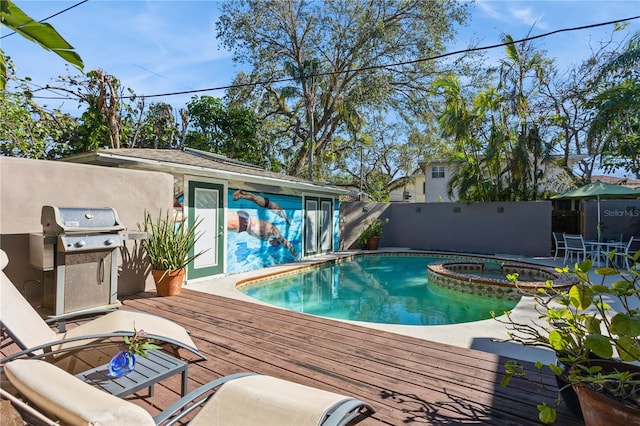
left=2, top=358, right=375, bottom=426
left=0, top=249, right=205, bottom=362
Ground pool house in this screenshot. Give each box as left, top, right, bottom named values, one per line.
left=0, top=150, right=351, bottom=298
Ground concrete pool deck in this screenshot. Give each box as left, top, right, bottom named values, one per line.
left=185, top=248, right=615, bottom=365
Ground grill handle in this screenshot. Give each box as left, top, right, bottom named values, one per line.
left=98, top=258, right=105, bottom=284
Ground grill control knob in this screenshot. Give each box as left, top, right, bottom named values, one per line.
left=105, top=238, right=115, bottom=246
left=76, top=240, right=86, bottom=248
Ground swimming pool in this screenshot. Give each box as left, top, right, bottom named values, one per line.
left=238, top=254, right=521, bottom=326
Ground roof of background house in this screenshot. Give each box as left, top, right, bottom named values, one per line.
left=591, top=175, right=640, bottom=188
left=419, top=154, right=589, bottom=169
left=388, top=175, right=416, bottom=191
left=64, top=148, right=354, bottom=195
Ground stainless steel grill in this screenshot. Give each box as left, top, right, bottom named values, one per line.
left=30, top=206, right=125, bottom=317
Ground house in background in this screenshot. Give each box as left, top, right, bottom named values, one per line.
left=419, top=155, right=588, bottom=202
left=66, top=148, right=353, bottom=280
left=420, top=159, right=453, bottom=202
left=388, top=175, right=426, bottom=202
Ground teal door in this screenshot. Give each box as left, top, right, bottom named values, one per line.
left=320, top=199, right=333, bottom=253
left=304, top=197, right=333, bottom=256
left=187, top=181, right=224, bottom=279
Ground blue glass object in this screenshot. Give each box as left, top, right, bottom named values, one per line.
left=108, top=350, right=136, bottom=378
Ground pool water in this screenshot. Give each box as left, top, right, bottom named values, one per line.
left=239, top=255, right=519, bottom=325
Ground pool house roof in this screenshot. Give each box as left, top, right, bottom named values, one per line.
left=65, top=148, right=354, bottom=196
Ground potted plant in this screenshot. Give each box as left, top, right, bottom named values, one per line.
left=495, top=251, right=640, bottom=424
left=139, top=210, right=205, bottom=296
left=359, top=217, right=389, bottom=250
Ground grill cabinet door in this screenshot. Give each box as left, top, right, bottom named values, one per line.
left=61, top=251, right=113, bottom=313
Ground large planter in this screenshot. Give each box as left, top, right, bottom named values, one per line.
left=572, top=360, right=640, bottom=426
left=152, top=268, right=185, bottom=296
left=555, top=353, right=604, bottom=419
left=555, top=365, right=583, bottom=419
left=366, top=236, right=380, bottom=250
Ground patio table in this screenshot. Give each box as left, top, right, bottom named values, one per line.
left=585, top=240, right=626, bottom=267
left=75, top=349, right=188, bottom=398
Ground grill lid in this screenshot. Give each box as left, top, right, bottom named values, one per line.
left=41, top=206, right=124, bottom=234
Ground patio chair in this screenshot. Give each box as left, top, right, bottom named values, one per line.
left=562, top=234, right=596, bottom=265
left=603, top=233, right=624, bottom=243
left=612, top=236, right=640, bottom=269
left=2, top=358, right=375, bottom=426
left=552, top=232, right=566, bottom=260
left=0, top=249, right=205, bottom=362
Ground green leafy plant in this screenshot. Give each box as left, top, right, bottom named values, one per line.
left=0, top=0, right=84, bottom=90
left=124, top=325, right=161, bottom=358
left=139, top=210, right=206, bottom=275
left=359, top=217, right=389, bottom=243
left=494, top=251, right=640, bottom=424
left=571, top=361, right=640, bottom=408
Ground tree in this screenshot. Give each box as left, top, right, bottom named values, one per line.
left=0, top=0, right=83, bottom=90
left=217, top=0, right=469, bottom=180
left=53, top=70, right=138, bottom=153
left=285, top=58, right=321, bottom=180
left=499, top=35, right=553, bottom=200
left=138, top=102, right=179, bottom=149
left=431, top=36, right=557, bottom=202
left=590, top=79, right=640, bottom=178
left=536, top=29, right=632, bottom=187
left=588, top=32, right=640, bottom=178
left=0, top=56, right=77, bottom=158
left=185, top=95, right=266, bottom=166
left=431, top=74, right=499, bottom=202
left=0, top=0, right=83, bottom=158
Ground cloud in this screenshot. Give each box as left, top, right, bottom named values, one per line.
left=508, top=6, right=549, bottom=30
left=475, top=0, right=549, bottom=30
left=475, top=0, right=503, bottom=21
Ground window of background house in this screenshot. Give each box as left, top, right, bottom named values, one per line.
left=432, top=166, right=445, bottom=178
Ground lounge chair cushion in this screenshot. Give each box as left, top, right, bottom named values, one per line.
left=0, top=270, right=57, bottom=353
left=4, top=359, right=155, bottom=426
left=58, top=309, right=197, bottom=352
left=189, top=374, right=352, bottom=426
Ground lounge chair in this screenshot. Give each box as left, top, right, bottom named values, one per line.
left=0, top=249, right=205, bottom=362
left=2, top=359, right=375, bottom=426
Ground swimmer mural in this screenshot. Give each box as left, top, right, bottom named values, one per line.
left=227, top=188, right=300, bottom=273
left=232, top=189, right=291, bottom=225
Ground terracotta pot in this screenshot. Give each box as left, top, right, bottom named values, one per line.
left=366, top=236, right=380, bottom=250
left=572, top=360, right=640, bottom=426
left=151, top=268, right=185, bottom=296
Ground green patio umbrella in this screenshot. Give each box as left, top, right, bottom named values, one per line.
left=551, top=180, right=640, bottom=241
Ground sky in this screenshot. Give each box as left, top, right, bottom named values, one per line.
left=3, top=0, right=638, bottom=114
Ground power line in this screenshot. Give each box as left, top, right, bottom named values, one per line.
left=17, top=14, right=640, bottom=102
left=1, top=0, right=89, bottom=39
left=138, top=15, right=640, bottom=99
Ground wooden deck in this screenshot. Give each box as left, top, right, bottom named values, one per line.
left=2, top=289, right=583, bottom=425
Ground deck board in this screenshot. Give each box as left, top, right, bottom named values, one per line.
left=2, top=289, right=583, bottom=425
